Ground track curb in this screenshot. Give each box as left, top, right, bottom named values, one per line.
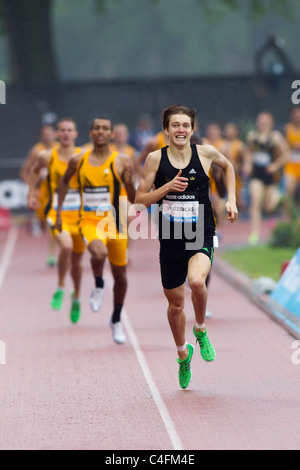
left=213, top=255, right=300, bottom=340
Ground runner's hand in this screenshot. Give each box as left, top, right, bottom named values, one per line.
left=27, top=189, right=40, bottom=210
left=168, top=170, right=189, bottom=192
left=225, top=201, right=238, bottom=223
left=54, top=213, right=62, bottom=232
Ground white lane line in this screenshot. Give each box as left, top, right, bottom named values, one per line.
left=106, top=274, right=183, bottom=450
left=122, top=309, right=184, bottom=450
left=0, top=225, right=19, bottom=293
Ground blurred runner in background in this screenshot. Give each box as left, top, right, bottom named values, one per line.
left=284, top=106, right=300, bottom=205
left=27, top=118, right=85, bottom=324
left=245, top=111, right=288, bottom=245
left=55, top=117, right=135, bottom=343
left=21, top=124, right=58, bottom=266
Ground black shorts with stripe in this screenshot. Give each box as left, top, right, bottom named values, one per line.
left=159, top=236, right=214, bottom=290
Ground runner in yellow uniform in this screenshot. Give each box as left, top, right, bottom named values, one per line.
left=21, top=124, right=58, bottom=265
left=28, top=118, right=85, bottom=323
left=223, top=122, right=247, bottom=211
left=55, top=117, right=135, bottom=343
left=284, top=106, right=300, bottom=203
left=109, top=123, right=138, bottom=260
left=205, top=123, right=228, bottom=226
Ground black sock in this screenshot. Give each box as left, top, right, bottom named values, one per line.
left=95, top=276, right=104, bottom=289
left=111, top=303, right=123, bottom=324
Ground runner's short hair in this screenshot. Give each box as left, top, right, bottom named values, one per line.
left=89, top=117, right=113, bottom=130
left=57, top=117, right=77, bottom=129
left=162, top=105, right=196, bottom=130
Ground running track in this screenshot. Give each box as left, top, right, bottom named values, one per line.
left=0, top=219, right=300, bottom=451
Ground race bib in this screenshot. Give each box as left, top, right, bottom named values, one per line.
left=53, top=189, right=81, bottom=211
left=162, top=193, right=199, bottom=223
left=83, top=186, right=111, bottom=212
left=253, top=151, right=271, bottom=167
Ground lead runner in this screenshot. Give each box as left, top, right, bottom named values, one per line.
left=134, top=104, right=238, bottom=389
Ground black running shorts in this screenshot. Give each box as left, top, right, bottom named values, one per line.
left=159, top=236, right=214, bottom=290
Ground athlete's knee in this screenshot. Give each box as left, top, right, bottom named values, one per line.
left=188, top=276, right=206, bottom=294
left=167, top=300, right=184, bottom=317
left=60, top=245, right=72, bottom=259
left=89, top=240, right=107, bottom=263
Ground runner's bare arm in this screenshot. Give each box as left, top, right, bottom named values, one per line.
left=266, top=132, right=289, bottom=174
left=116, top=153, right=136, bottom=204
left=134, top=151, right=188, bottom=209
left=20, top=146, right=38, bottom=183
left=201, top=145, right=238, bottom=223
left=54, top=153, right=81, bottom=231
left=26, top=150, right=51, bottom=210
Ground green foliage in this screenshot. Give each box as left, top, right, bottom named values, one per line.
left=221, top=245, right=295, bottom=280
left=85, top=0, right=295, bottom=21
left=248, top=0, right=294, bottom=20
left=193, top=0, right=294, bottom=21
left=269, top=196, right=300, bottom=248
left=194, top=0, right=239, bottom=22
left=270, top=220, right=300, bottom=248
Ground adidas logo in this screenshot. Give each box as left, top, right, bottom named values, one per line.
left=189, top=168, right=196, bottom=174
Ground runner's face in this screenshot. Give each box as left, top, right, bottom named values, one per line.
left=256, top=113, right=273, bottom=133
left=57, top=121, right=77, bottom=146
left=166, top=114, right=193, bottom=147
left=291, top=108, right=300, bottom=125
left=40, top=126, right=56, bottom=145
left=90, top=119, right=112, bottom=146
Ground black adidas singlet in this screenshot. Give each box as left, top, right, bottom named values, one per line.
left=251, top=135, right=277, bottom=185
left=154, top=144, right=216, bottom=242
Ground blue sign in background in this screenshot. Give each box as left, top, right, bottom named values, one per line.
left=271, top=248, right=300, bottom=316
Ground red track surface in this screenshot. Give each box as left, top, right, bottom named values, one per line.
left=0, top=219, right=300, bottom=450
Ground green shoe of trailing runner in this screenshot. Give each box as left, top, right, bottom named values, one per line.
left=70, top=293, right=81, bottom=324
left=176, top=343, right=194, bottom=389
left=51, top=289, right=64, bottom=310
left=47, top=255, right=57, bottom=267
left=193, top=326, right=216, bottom=361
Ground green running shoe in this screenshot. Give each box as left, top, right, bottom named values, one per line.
left=47, top=255, right=57, bottom=267
left=51, top=288, right=64, bottom=310
left=70, top=293, right=81, bottom=324
left=193, top=326, right=216, bottom=361
left=176, top=343, right=194, bottom=389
